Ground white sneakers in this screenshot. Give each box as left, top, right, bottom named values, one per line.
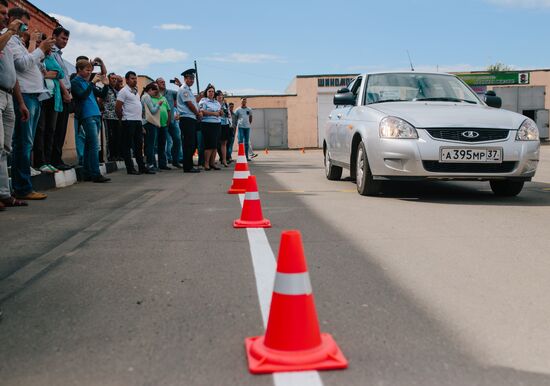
left=38, top=164, right=60, bottom=174
left=30, top=167, right=42, bottom=176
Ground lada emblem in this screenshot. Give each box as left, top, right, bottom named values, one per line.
left=461, top=130, right=480, bottom=139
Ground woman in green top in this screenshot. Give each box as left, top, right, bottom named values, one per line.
left=141, top=82, right=171, bottom=170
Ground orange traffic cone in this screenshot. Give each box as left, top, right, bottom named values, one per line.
left=265, top=148, right=269, bottom=155
left=245, top=230, right=348, bottom=373
left=233, top=176, right=271, bottom=228
left=301, top=148, right=306, bottom=154
left=228, top=143, right=250, bottom=194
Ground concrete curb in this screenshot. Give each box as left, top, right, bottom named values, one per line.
left=28, top=161, right=121, bottom=191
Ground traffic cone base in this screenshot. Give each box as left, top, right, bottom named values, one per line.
left=228, top=186, right=247, bottom=194
left=245, top=333, right=348, bottom=374
left=233, top=218, right=272, bottom=228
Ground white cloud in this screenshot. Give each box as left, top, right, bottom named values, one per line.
left=204, top=53, right=285, bottom=64
left=485, top=0, right=550, bottom=7
left=155, top=24, right=192, bottom=31
left=51, top=14, right=188, bottom=72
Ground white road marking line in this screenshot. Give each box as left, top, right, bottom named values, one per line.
left=239, top=194, right=324, bottom=386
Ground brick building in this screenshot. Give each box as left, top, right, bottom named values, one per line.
left=8, top=0, right=59, bottom=35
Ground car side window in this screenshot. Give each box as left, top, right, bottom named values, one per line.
left=343, top=77, right=362, bottom=106
left=351, top=77, right=362, bottom=98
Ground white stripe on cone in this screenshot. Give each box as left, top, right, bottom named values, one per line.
left=245, top=191, right=260, bottom=200
left=273, top=272, right=313, bottom=296
left=234, top=171, right=250, bottom=179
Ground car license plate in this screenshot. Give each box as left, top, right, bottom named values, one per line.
left=440, top=148, right=503, bottom=163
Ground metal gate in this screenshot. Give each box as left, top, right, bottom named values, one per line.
left=249, top=108, right=288, bottom=149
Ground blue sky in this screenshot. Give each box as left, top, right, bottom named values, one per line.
left=32, top=0, right=550, bottom=94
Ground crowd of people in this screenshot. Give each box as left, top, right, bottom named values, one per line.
left=0, top=2, right=257, bottom=212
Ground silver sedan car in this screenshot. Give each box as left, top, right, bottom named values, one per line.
left=324, top=72, right=540, bottom=196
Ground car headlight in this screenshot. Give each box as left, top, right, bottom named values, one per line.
left=379, top=116, right=418, bottom=139
left=516, top=119, right=539, bottom=141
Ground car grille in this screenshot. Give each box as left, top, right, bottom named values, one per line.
left=425, top=128, right=509, bottom=142
left=423, top=161, right=516, bottom=173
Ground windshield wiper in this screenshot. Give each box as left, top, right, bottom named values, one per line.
left=415, top=97, right=477, bottom=104
left=369, top=99, right=407, bottom=105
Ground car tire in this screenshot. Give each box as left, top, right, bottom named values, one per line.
left=356, top=141, right=382, bottom=196
left=489, top=180, right=524, bottom=197
left=324, top=149, right=342, bottom=181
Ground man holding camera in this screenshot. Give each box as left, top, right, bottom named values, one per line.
left=7, top=7, right=55, bottom=200
left=1, top=0, right=30, bottom=210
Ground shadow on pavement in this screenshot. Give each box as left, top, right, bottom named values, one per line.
left=255, top=160, right=550, bottom=386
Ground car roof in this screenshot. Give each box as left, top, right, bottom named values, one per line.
left=359, top=71, right=456, bottom=77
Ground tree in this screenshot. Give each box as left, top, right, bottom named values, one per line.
left=487, top=62, right=512, bottom=72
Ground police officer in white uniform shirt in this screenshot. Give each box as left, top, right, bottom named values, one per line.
left=176, top=68, right=202, bottom=173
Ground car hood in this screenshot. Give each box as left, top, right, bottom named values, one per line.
left=369, top=102, right=526, bottom=130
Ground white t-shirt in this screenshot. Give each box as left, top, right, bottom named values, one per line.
left=117, top=85, right=142, bottom=121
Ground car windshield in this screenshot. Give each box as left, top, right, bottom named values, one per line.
left=365, top=73, right=480, bottom=105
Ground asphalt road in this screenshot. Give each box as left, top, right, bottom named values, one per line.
left=1, top=146, right=550, bottom=386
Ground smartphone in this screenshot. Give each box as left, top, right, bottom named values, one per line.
left=19, top=23, right=28, bottom=33
left=169, top=79, right=176, bottom=84
left=93, top=65, right=102, bottom=73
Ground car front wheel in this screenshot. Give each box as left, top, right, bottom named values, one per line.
left=490, top=180, right=525, bottom=197
left=324, top=149, right=342, bottom=180
left=356, top=142, right=382, bottom=196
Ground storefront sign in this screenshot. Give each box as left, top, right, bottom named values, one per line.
left=457, top=72, right=530, bottom=86
left=318, top=77, right=355, bottom=88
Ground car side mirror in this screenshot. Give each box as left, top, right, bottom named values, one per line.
left=485, top=91, right=502, bottom=108
left=334, top=91, right=356, bottom=106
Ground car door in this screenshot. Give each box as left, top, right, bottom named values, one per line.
left=336, top=76, right=363, bottom=164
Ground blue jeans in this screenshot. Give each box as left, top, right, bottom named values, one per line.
left=81, top=116, right=101, bottom=178
left=166, top=119, right=182, bottom=164
left=12, top=94, right=41, bottom=196
left=144, top=122, right=158, bottom=167
left=238, top=127, right=250, bottom=159
left=74, top=117, right=85, bottom=166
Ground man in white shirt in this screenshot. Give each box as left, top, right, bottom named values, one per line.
left=7, top=7, right=55, bottom=200
left=115, top=71, right=152, bottom=175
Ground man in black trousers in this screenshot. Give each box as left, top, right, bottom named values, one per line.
left=176, top=69, right=201, bottom=173
left=115, top=71, right=154, bottom=175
